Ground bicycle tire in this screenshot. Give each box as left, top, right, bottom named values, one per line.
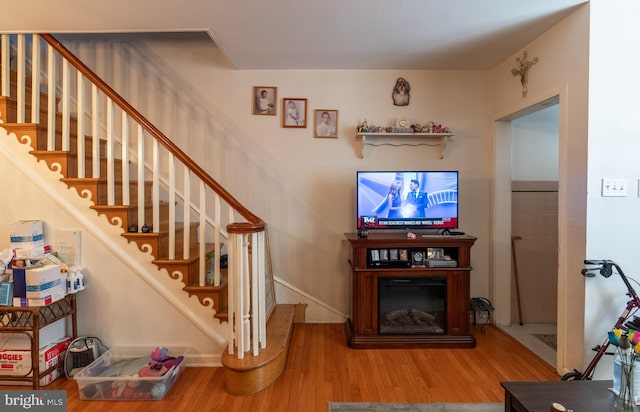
left=561, top=370, right=583, bottom=381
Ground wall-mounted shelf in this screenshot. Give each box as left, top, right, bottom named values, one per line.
left=356, top=132, right=454, bottom=159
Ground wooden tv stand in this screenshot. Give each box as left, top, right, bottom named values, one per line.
left=344, top=232, right=477, bottom=349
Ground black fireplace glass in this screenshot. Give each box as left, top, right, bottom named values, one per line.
left=378, top=276, right=446, bottom=335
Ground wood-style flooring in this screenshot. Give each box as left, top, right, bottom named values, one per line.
left=0, top=323, right=559, bottom=411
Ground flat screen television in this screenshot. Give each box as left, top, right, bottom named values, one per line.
left=356, top=171, right=459, bottom=231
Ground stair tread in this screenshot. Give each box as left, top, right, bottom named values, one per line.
left=221, top=304, right=295, bottom=371
left=91, top=201, right=171, bottom=210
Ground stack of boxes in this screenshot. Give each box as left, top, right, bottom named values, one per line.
left=0, top=220, right=74, bottom=386
left=0, top=335, right=73, bottom=386
left=8, top=220, right=68, bottom=307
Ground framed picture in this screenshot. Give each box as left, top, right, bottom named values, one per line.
left=253, top=86, right=277, bottom=115
left=389, top=249, right=399, bottom=260
left=427, top=248, right=445, bottom=260
left=380, top=249, right=389, bottom=261
left=411, top=250, right=426, bottom=267
left=314, top=109, right=338, bottom=138
left=371, top=249, right=380, bottom=262
left=399, top=249, right=408, bottom=261
left=282, top=98, right=307, bottom=128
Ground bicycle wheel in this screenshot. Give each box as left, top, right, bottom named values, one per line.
left=561, top=370, right=583, bottom=381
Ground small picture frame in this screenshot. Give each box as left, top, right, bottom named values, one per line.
left=253, top=86, right=277, bottom=115
left=427, top=248, right=445, bottom=260
left=399, top=249, right=408, bottom=261
left=282, top=98, right=307, bottom=128
left=389, top=249, right=399, bottom=260
left=411, top=250, right=426, bottom=267
left=314, top=109, right=338, bottom=138
left=0, top=282, right=13, bottom=306
left=380, top=249, right=389, bottom=261
left=371, top=249, right=380, bottom=262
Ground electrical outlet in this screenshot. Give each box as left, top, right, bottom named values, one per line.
left=602, top=178, right=628, bottom=197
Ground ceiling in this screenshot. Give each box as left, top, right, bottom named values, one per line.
left=2, top=0, right=588, bottom=70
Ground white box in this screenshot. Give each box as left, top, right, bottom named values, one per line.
left=25, top=276, right=66, bottom=299
left=0, top=336, right=72, bottom=379
left=0, top=320, right=67, bottom=349
left=0, top=366, right=63, bottom=387
left=13, top=293, right=65, bottom=307
left=14, top=245, right=51, bottom=259
left=12, top=264, right=66, bottom=299
left=9, top=220, right=45, bottom=249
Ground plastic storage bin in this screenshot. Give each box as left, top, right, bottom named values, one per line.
left=74, top=346, right=186, bottom=400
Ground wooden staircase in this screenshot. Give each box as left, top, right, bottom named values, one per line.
left=0, top=96, right=229, bottom=317
left=0, top=33, right=301, bottom=394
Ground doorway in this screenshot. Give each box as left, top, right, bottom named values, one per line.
left=493, top=96, right=560, bottom=367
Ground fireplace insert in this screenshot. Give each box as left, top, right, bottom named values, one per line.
left=378, top=276, right=446, bottom=335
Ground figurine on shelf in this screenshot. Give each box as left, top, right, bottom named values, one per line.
left=425, top=121, right=435, bottom=133
left=392, top=78, right=411, bottom=106
left=359, top=119, right=369, bottom=133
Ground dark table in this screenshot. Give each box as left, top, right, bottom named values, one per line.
left=501, top=380, right=616, bottom=411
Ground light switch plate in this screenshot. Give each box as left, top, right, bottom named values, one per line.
left=601, top=178, right=627, bottom=197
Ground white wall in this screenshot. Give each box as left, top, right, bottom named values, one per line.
left=511, top=105, right=559, bottom=181
left=585, top=0, right=640, bottom=380
left=59, top=35, right=495, bottom=322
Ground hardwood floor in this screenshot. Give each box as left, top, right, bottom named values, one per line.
left=0, top=323, right=559, bottom=411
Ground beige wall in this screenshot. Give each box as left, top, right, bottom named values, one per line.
left=62, top=35, right=495, bottom=322
left=490, top=4, right=589, bottom=376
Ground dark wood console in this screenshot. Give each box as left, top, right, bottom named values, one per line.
left=345, top=232, right=477, bottom=349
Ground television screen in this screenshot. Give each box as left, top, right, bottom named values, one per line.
left=356, top=171, right=459, bottom=230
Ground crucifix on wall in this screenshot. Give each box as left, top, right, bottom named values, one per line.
left=511, top=50, right=539, bottom=98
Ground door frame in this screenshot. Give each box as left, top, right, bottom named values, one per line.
left=491, top=86, right=574, bottom=376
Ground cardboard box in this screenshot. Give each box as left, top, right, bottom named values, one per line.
left=9, top=220, right=45, bottom=249
left=0, top=366, right=63, bottom=387
left=0, top=320, right=67, bottom=351
left=14, top=245, right=51, bottom=259
left=12, top=264, right=66, bottom=299
left=25, top=278, right=66, bottom=299
left=0, top=336, right=72, bottom=378
left=13, top=293, right=65, bottom=307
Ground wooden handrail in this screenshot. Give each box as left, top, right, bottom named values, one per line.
left=228, top=221, right=266, bottom=234
left=40, top=34, right=264, bottom=230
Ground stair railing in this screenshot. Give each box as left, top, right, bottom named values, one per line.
left=0, top=33, right=268, bottom=358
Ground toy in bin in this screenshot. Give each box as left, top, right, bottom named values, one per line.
left=75, top=346, right=185, bottom=401
left=138, top=347, right=183, bottom=377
